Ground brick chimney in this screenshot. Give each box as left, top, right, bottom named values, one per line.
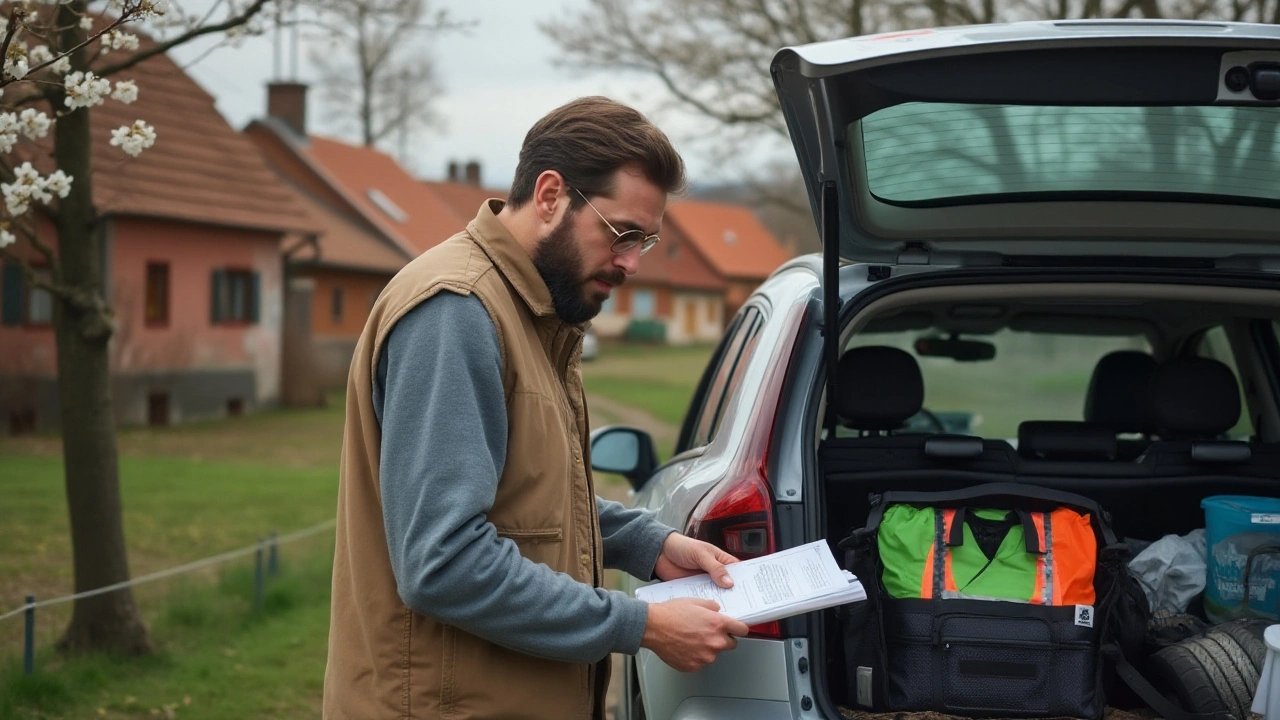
left=267, top=82, right=308, bottom=137
left=464, top=161, right=481, bottom=186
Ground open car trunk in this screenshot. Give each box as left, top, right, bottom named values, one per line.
left=807, top=275, right=1280, bottom=718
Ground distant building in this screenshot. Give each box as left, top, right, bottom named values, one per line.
left=0, top=50, right=312, bottom=434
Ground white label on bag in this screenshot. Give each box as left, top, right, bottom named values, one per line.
left=1075, top=605, right=1094, bottom=628
left=1252, top=513, right=1280, bottom=524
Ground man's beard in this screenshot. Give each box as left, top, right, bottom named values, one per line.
left=531, top=215, right=625, bottom=325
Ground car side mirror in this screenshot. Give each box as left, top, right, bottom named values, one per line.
left=589, top=426, right=658, bottom=492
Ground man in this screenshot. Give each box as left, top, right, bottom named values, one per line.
left=324, top=97, right=750, bottom=720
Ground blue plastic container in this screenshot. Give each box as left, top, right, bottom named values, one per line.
left=1202, top=495, right=1280, bottom=623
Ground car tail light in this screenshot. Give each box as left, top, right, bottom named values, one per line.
left=684, top=303, right=808, bottom=640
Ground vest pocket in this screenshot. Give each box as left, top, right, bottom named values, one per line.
left=495, top=527, right=564, bottom=568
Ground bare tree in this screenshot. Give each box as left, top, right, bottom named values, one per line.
left=544, top=0, right=1276, bottom=249
left=303, top=0, right=466, bottom=161
left=0, top=0, right=273, bottom=655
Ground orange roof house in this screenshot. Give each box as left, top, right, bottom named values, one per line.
left=1, top=45, right=313, bottom=434
left=245, top=84, right=439, bottom=397
left=666, top=200, right=794, bottom=323
left=595, top=218, right=727, bottom=345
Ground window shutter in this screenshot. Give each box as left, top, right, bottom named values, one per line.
left=210, top=269, right=224, bottom=324
left=2, top=262, right=25, bottom=325
left=249, top=272, right=261, bottom=324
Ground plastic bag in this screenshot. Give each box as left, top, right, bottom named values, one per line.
left=1127, top=529, right=1206, bottom=615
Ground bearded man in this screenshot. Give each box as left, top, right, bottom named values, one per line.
left=324, top=96, right=749, bottom=720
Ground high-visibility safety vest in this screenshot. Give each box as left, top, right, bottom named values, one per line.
left=878, top=504, right=1097, bottom=605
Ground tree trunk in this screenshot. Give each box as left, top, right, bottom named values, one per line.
left=52, top=0, right=151, bottom=656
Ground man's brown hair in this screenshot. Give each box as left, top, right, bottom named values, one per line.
left=507, top=96, right=686, bottom=209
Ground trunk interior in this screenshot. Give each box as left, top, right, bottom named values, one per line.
left=809, top=275, right=1280, bottom=717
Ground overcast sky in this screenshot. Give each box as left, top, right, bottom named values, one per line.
left=167, top=0, right=792, bottom=190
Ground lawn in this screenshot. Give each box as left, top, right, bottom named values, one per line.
left=0, top=341, right=714, bottom=720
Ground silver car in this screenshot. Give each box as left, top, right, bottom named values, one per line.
left=591, top=19, right=1280, bottom=720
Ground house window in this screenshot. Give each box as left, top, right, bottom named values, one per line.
left=26, top=270, right=53, bottom=325
left=210, top=269, right=260, bottom=325
left=632, top=289, right=655, bottom=320
left=331, top=286, right=344, bottom=324
left=145, top=262, right=169, bottom=326
left=2, top=261, right=53, bottom=326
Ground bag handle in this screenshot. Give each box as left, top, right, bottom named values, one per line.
left=945, top=507, right=1044, bottom=555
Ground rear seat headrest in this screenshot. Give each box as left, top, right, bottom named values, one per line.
left=838, top=346, right=923, bottom=431
left=1084, top=350, right=1157, bottom=432
left=1018, top=421, right=1117, bottom=461
left=1149, top=357, right=1241, bottom=438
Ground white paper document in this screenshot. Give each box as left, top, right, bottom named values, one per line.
left=635, top=540, right=866, bottom=625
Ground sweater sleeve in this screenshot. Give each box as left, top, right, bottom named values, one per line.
left=597, top=497, right=676, bottom=580
left=374, top=292, right=651, bottom=662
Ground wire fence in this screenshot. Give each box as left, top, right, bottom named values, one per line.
left=0, top=519, right=335, bottom=675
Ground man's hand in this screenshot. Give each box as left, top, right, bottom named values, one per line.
left=641, top=598, right=751, bottom=672
left=654, top=533, right=738, bottom=588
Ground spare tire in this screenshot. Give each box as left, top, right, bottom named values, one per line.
left=1209, top=618, right=1270, bottom=674
left=1150, top=636, right=1240, bottom=718
left=1198, top=632, right=1258, bottom=718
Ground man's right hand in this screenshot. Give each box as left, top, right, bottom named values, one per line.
left=640, top=598, right=751, bottom=672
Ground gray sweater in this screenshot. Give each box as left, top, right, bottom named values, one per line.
left=373, top=292, right=675, bottom=663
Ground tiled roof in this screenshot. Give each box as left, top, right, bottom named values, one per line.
left=421, top=180, right=506, bottom=229
left=666, top=200, right=793, bottom=282
left=633, top=218, right=725, bottom=292
left=245, top=122, right=407, bottom=274
left=87, top=45, right=313, bottom=234
left=301, top=138, right=463, bottom=256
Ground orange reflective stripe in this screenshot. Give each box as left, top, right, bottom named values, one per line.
left=1029, top=512, right=1048, bottom=605
left=1049, top=509, right=1097, bottom=605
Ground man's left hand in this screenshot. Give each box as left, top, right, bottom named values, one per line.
left=653, top=533, right=738, bottom=589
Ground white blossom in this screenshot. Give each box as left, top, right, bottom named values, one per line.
left=79, top=16, right=93, bottom=31
left=50, top=56, right=70, bottom=76
left=0, top=230, right=14, bottom=249
left=142, top=0, right=172, bottom=17
left=43, top=170, right=72, bottom=199
left=28, top=45, right=53, bottom=66
left=0, top=113, right=19, bottom=154
left=5, top=57, right=29, bottom=81
left=110, top=80, right=138, bottom=104
left=109, top=120, right=157, bottom=157
left=3, top=163, right=42, bottom=216
left=18, top=109, right=50, bottom=140
left=64, top=71, right=111, bottom=110
left=1, top=163, right=75, bottom=218
left=101, top=30, right=140, bottom=53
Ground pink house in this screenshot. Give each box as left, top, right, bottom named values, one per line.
left=0, top=48, right=311, bottom=434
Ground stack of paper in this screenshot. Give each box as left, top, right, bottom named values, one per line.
left=635, top=540, right=866, bottom=625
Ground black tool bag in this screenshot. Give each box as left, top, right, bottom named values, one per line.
left=837, top=483, right=1130, bottom=720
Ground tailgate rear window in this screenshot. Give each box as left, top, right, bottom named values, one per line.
left=857, top=103, right=1280, bottom=206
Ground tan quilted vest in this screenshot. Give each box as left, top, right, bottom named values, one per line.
left=323, top=201, right=607, bottom=719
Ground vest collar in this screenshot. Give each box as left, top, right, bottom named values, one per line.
left=469, top=199, right=558, bottom=319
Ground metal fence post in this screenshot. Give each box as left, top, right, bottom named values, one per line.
left=254, top=540, right=265, bottom=613
left=268, top=531, right=278, bottom=577
left=23, top=595, right=34, bottom=676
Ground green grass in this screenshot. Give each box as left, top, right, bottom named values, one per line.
left=0, top=342, right=717, bottom=719
left=0, top=543, right=334, bottom=720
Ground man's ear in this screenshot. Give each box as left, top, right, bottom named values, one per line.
left=532, top=170, right=568, bottom=225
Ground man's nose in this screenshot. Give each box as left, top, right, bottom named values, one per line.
left=614, top=244, right=642, bottom=275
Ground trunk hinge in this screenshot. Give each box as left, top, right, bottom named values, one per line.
left=897, top=242, right=931, bottom=265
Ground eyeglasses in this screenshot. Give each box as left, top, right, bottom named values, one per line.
left=573, top=188, right=660, bottom=256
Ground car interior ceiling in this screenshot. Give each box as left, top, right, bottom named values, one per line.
left=816, top=283, right=1280, bottom=547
